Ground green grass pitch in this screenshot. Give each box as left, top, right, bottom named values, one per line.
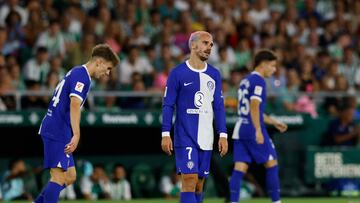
left=14, top=198, right=360, bottom=203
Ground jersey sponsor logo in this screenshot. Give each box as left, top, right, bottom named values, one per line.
left=268, top=154, right=274, bottom=161
left=207, top=81, right=214, bottom=91
left=75, top=82, right=85, bottom=93
left=187, top=161, right=194, bottom=170
left=194, top=91, right=204, bottom=108
left=57, top=161, right=62, bottom=168
left=184, top=82, right=193, bottom=86
left=186, top=108, right=210, bottom=114
left=254, top=86, right=263, bottom=96
left=204, top=171, right=210, bottom=175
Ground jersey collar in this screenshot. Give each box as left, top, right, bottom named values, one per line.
left=82, top=64, right=92, bottom=81
left=186, top=60, right=207, bottom=73
left=251, top=71, right=262, bottom=76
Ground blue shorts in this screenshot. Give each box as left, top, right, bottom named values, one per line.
left=41, top=136, right=74, bottom=171
left=233, top=138, right=277, bottom=164
left=175, top=147, right=212, bottom=178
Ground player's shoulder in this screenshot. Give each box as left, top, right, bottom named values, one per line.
left=67, top=65, right=90, bottom=82
left=205, top=63, right=221, bottom=77
left=248, top=72, right=265, bottom=85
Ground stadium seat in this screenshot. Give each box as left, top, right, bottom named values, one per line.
left=130, top=163, right=157, bottom=198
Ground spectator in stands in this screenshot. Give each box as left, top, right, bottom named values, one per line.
left=8, top=64, right=25, bottom=91
left=49, top=56, right=65, bottom=80
left=120, top=72, right=146, bottom=109
left=23, top=10, right=46, bottom=48
left=118, top=46, right=154, bottom=86
left=153, top=59, right=173, bottom=91
left=35, top=19, right=65, bottom=59
left=110, top=164, right=131, bottom=200
left=323, top=104, right=360, bottom=146
left=214, top=46, right=233, bottom=80
left=0, top=0, right=28, bottom=27
left=66, top=33, right=96, bottom=69
left=277, top=68, right=300, bottom=111
left=22, top=46, right=50, bottom=85
left=21, top=80, right=47, bottom=110
left=339, top=47, right=359, bottom=90
left=128, top=23, right=150, bottom=48
left=0, top=27, right=12, bottom=56
left=159, top=168, right=181, bottom=199
left=0, top=66, right=16, bottom=110
left=80, top=164, right=111, bottom=200
left=0, top=158, right=32, bottom=201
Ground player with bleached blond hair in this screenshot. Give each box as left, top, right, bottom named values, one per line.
left=161, top=31, right=228, bottom=203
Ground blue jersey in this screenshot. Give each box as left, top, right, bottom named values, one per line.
left=162, top=60, right=227, bottom=150
left=39, top=65, right=91, bottom=143
left=233, top=71, right=267, bottom=140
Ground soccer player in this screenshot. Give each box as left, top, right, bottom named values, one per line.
left=229, top=50, right=288, bottom=203
left=161, top=31, right=228, bottom=203
left=34, top=44, right=119, bottom=203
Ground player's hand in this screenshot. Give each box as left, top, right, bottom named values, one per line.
left=218, top=137, right=228, bottom=157
left=161, top=136, right=173, bottom=155
left=255, top=129, right=264, bottom=144
left=274, top=121, right=288, bottom=133
left=65, top=136, right=79, bottom=154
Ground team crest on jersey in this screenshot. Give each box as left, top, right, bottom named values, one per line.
left=187, top=161, right=194, bottom=170
left=75, top=82, right=84, bottom=93
left=207, top=81, right=214, bottom=91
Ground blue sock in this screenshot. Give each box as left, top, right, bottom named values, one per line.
left=180, top=192, right=197, bottom=203
left=34, top=183, right=48, bottom=203
left=229, top=170, right=245, bottom=202
left=195, top=192, right=203, bottom=203
left=266, top=166, right=281, bottom=202
left=42, top=181, right=63, bottom=203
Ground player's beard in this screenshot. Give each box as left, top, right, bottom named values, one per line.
left=198, top=51, right=210, bottom=61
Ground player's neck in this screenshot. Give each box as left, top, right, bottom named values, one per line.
left=188, top=55, right=206, bottom=70
left=254, top=68, right=265, bottom=78
left=84, top=61, right=95, bottom=78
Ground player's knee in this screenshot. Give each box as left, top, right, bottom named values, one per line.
left=66, top=173, right=77, bottom=185
left=195, top=178, right=205, bottom=192
left=181, top=174, right=198, bottom=192
left=50, top=169, right=66, bottom=185
left=264, top=160, right=278, bottom=168
left=234, top=162, right=248, bottom=172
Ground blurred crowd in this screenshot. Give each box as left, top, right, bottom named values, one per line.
left=0, top=0, right=360, bottom=115
left=0, top=158, right=270, bottom=201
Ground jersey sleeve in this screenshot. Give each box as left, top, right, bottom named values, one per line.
left=68, top=69, right=90, bottom=102
left=213, top=71, right=227, bottom=137
left=161, top=69, right=179, bottom=136
left=249, top=77, right=265, bottom=103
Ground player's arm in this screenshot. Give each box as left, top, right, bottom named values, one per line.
left=250, top=98, right=264, bottom=144
left=161, top=69, right=178, bottom=155
left=65, top=96, right=82, bottom=154
left=213, top=72, right=228, bottom=157
left=263, top=114, right=287, bottom=133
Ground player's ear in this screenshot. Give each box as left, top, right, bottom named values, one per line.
left=96, top=57, right=102, bottom=67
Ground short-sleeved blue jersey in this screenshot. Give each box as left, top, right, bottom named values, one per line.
left=39, top=65, right=91, bottom=143
left=233, top=71, right=267, bottom=140
left=162, top=60, right=227, bottom=150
